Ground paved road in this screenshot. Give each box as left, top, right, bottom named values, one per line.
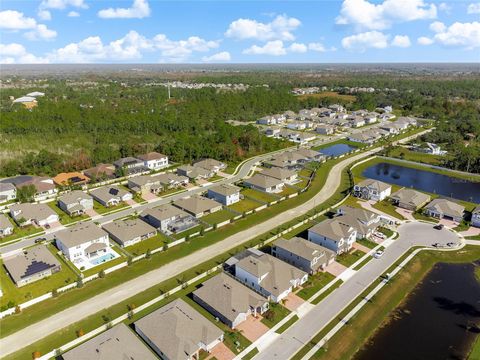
left=254, top=222, right=461, bottom=360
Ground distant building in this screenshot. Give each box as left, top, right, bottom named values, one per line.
left=53, top=172, right=90, bottom=187
left=140, top=204, right=197, bottom=233
left=243, top=174, right=284, bottom=194
left=82, top=163, right=116, bottom=180
left=113, top=157, right=148, bottom=175
left=0, top=214, right=14, bottom=237
left=472, top=206, right=480, bottom=228
left=316, top=125, right=335, bottom=135
left=261, top=167, right=298, bottom=185
left=2, top=176, right=57, bottom=200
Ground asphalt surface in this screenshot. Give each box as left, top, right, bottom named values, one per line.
left=253, top=222, right=461, bottom=360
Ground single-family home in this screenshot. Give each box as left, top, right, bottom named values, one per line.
left=193, top=158, right=226, bottom=174
left=265, top=151, right=305, bottom=169
left=4, top=176, right=57, bottom=200
left=380, top=124, right=400, bottom=135
left=141, top=204, right=197, bottom=233
left=293, top=148, right=326, bottom=163
left=471, top=206, right=480, bottom=228
left=316, top=124, right=335, bottom=135
left=379, top=113, right=396, bottom=121
left=103, top=218, right=156, bottom=247
left=424, top=198, right=465, bottom=223
left=354, top=179, right=392, bottom=201
left=10, top=203, right=59, bottom=227
left=128, top=173, right=188, bottom=194
left=364, top=113, right=378, bottom=124
left=329, top=104, right=345, bottom=113
left=265, top=128, right=281, bottom=137
left=3, top=245, right=61, bottom=287
left=173, top=195, right=223, bottom=218
left=287, top=122, right=307, bottom=131
left=353, top=109, right=368, bottom=117
left=244, top=174, right=284, bottom=194
left=0, top=214, right=14, bottom=237
left=53, top=172, right=90, bottom=187
left=0, top=183, right=16, bottom=203
left=234, top=249, right=308, bottom=302
left=137, top=151, right=169, bottom=170
left=58, top=190, right=93, bottom=216
left=193, top=272, right=269, bottom=329
left=261, top=167, right=298, bottom=184
left=62, top=323, right=158, bottom=360
left=350, top=116, right=366, bottom=128
left=177, top=165, right=213, bottom=180
left=348, top=132, right=377, bottom=144
left=295, top=132, right=317, bottom=144
left=257, top=116, right=276, bottom=125
left=390, top=188, right=431, bottom=211
left=113, top=157, right=148, bottom=175
left=207, top=184, right=241, bottom=206
left=272, top=237, right=335, bottom=274
left=90, top=186, right=133, bottom=207
left=283, top=110, right=297, bottom=119
left=82, top=163, right=116, bottom=180
left=336, top=113, right=349, bottom=120
left=134, top=299, right=224, bottom=360
left=55, top=222, right=111, bottom=263
left=336, top=206, right=381, bottom=239
left=308, top=218, right=357, bottom=254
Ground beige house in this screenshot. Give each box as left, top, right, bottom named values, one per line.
left=308, top=218, right=357, bottom=254
left=103, top=218, right=157, bottom=247
left=424, top=198, right=465, bottom=222
left=244, top=174, right=284, bottom=194
left=173, top=195, right=223, bottom=218
left=261, top=167, right=298, bottom=184
left=0, top=214, right=14, bottom=237
left=390, top=188, right=431, bottom=211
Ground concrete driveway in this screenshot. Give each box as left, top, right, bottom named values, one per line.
left=236, top=315, right=269, bottom=342
left=207, top=342, right=235, bottom=360
left=283, top=293, right=305, bottom=311
left=325, top=261, right=348, bottom=277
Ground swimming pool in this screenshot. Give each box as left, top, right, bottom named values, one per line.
left=90, top=253, right=115, bottom=266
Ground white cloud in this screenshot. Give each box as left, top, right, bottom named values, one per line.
left=467, top=3, right=480, bottom=14
left=336, top=0, right=437, bottom=30
left=202, top=51, right=231, bottom=62
left=38, top=10, right=52, bottom=21
left=417, top=36, right=434, bottom=45
left=68, top=11, right=80, bottom=17
left=39, top=0, right=87, bottom=10
left=430, top=21, right=446, bottom=33
left=438, top=2, right=451, bottom=13
left=153, top=34, right=219, bottom=61
left=0, top=10, right=37, bottom=30
left=308, top=42, right=327, bottom=52
left=289, top=42, right=308, bottom=53
left=0, top=43, right=49, bottom=64
left=25, top=24, right=57, bottom=41
left=225, top=14, right=301, bottom=41
left=98, top=0, right=151, bottom=19
left=391, top=35, right=411, bottom=47
left=342, top=31, right=389, bottom=51
left=243, top=40, right=287, bottom=56
left=430, top=21, right=480, bottom=49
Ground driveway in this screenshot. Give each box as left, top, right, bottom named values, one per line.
left=283, top=293, right=305, bottom=311
left=324, top=261, right=348, bottom=277
left=459, top=226, right=480, bottom=237
left=84, top=208, right=99, bottom=218
left=395, top=207, right=414, bottom=220
left=235, top=315, right=269, bottom=342
left=206, top=342, right=235, bottom=360
left=141, top=192, right=157, bottom=201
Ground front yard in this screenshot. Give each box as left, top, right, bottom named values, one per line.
left=336, top=249, right=367, bottom=268
left=93, top=200, right=130, bottom=215
left=46, top=202, right=89, bottom=225
left=260, top=302, right=291, bottom=328
left=296, top=272, right=336, bottom=301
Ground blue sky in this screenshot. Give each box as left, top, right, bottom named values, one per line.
left=1, top=0, right=479, bottom=63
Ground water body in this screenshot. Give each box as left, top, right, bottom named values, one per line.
left=354, top=262, right=480, bottom=360
left=362, top=162, right=480, bottom=202
left=318, top=143, right=358, bottom=157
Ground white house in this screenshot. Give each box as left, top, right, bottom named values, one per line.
left=137, top=152, right=169, bottom=170
left=0, top=214, right=14, bottom=237
left=308, top=218, right=357, bottom=254
left=10, top=203, right=59, bottom=227
left=207, top=184, right=240, bottom=206
left=0, top=183, right=16, bottom=203
left=140, top=204, right=197, bottom=233
left=472, top=206, right=480, bottom=228
left=58, top=190, right=93, bottom=216
left=354, top=179, right=392, bottom=201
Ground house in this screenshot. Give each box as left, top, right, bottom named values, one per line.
left=90, top=186, right=132, bottom=207
left=283, top=110, right=297, bottom=119
left=287, top=122, right=307, bottom=131
left=173, top=195, right=223, bottom=218
left=354, top=179, right=392, bottom=201
left=379, top=113, right=396, bottom=121
left=336, top=206, right=381, bottom=239
left=3, top=176, right=57, bottom=200
left=380, top=124, right=400, bottom=135
left=424, top=199, right=465, bottom=222
left=316, top=125, right=335, bottom=135
left=55, top=222, right=110, bottom=262
left=243, top=174, right=284, bottom=194
left=353, top=109, right=368, bottom=117
left=234, top=249, right=308, bottom=302
left=3, top=245, right=61, bottom=287
left=177, top=165, right=213, bottom=180
left=103, top=218, right=156, bottom=247
left=261, top=167, right=298, bottom=184
left=335, top=113, right=349, bottom=120
left=348, top=131, right=380, bottom=144
left=82, top=163, right=116, bottom=180
left=364, top=113, right=378, bottom=124
left=471, top=206, right=480, bottom=228
left=137, top=152, right=169, bottom=170
left=350, top=117, right=365, bottom=128
left=192, top=158, right=226, bottom=174
left=293, top=148, right=325, bottom=163
left=58, top=190, right=93, bottom=216
left=329, top=104, right=345, bottom=113
left=12, top=96, right=37, bottom=109
left=0, top=214, right=14, bottom=237
left=265, top=151, right=305, bottom=169
left=193, top=272, right=269, bottom=329
left=207, top=184, right=241, bottom=206
left=390, top=188, right=431, bottom=211
left=272, top=237, right=335, bottom=274
left=128, top=173, right=188, bottom=194
left=53, top=172, right=90, bottom=187
left=141, top=204, right=197, bottom=233
left=0, top=183, right=16, bottom=203
left=113, top=157, right=148, bottom=175
left=134, top=299, right=224, bottom=360
left=308, top=218, right=357, bottom=254
left=265, top=128, right=280, bottom=137
left=62, top=323, right=158, bottom=360
left=257, top=116, right=276, bottom=125
left=10, top=203, right=59, bottom=227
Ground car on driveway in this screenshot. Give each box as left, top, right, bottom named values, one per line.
left=434, top=224, right=444, bottom=230
left=374, top=231, right=386, bottom=239
left=374, top=250, right=384, bottom=258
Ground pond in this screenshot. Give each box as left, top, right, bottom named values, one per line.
left=362, top=162, right=480, bottom=202
left=318, top=143, right=358, bottom=157
left=354, top=262, right=480, bottom=360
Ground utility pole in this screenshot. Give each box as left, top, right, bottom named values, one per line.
left=167, top=83, right=171, bottom=99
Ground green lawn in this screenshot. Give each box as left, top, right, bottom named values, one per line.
left=241, top=188, right=278, bottom=204
left=336, top=249, right=367, bottom=268
left=242, top=348, right=259, bottom=360
left=469, top=335, right=480, bottom=360
left=293, top=178, right=309, bottom=189
left=125, top=233, right=171, bottom=257
left=387, top=147, right=444, bottom=166
left=208, top=174, right=224, bottom=182
left=299, top=168, right=313, bottom=178
left=201, top=210, right=236, bottom=225
left=172, top=224, right=204, bottom=239
left=46, top=201, right=89, bottom=225
left=228, top=198, right=262, bottom=213
left=357, top=238, right=378, bottom=249
left=452, top=220, right=471, bottom=232
left=413, top=211, right=439, bottom=223
left=341, top=196, right=363, bottom=209
left=156, top=187, right=186, bottom=198
left=311, top=280, right=343, bottom=305
left=93, top=200, right=129, bottom=215
left=378, top=226, right=394, bottom=238
left=0, top=222, right=43, bottom=244
left=297, top=272, right=336, bottom=301
left=261, top=302, right=291, bottom=328
left=372, top=200, right=405, bottom=220
left=81, top=247, right=126, bottom=277
left=276, top=315, right=299, bottom=334
left=279, top=186, right=300, bottom=197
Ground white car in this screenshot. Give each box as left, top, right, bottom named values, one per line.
left=374, top=250, right=384, bottom=259
left=374, top=231, right=386, bottom=239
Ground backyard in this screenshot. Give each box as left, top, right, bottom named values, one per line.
left=228, top=198, right=262, bottom=213
left=124, top=232, right=172, bottom=257
left=201, top=209, right=236, bottom=225
left=241, top=188, right=279, bottom=204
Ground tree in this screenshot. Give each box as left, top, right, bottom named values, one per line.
left=17, top=184, right=36, bottom=203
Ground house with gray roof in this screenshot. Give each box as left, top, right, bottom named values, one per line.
left=176, top=165, right=213, bottom=180
left=3, top=245, right=61, bottom=287
left=390, top=188, right=431, bottom=211
left=113, top=157, right=148, bottom=175
left=308, top=218, right=357, bottom=254
left=173, top=195, right=223, bottom=218
left=424, top=198, right=465, bottom=223
left=316, top=124, right=335, bottom=135
left=140, top=204, right=197, bottom=233
left=128, top=173, right=188, bottom=194
left=207, top=184, right=241, bottom=206
left=354, top=179, right=392, bottom=201
left=0, top=214, right=14, bottom=237
left=10, top=203, right=59, bottom=227
left=471, top=206, right=480, bottom=228
left=272, top=237, right=335, bottom=274
left=103, top=218, right=156, bottom=247
left=336, top=206, right=381, bottom=239
left=0, top=183, right=16, bottom=204
left=193, top=272, right=269, bottom=329
left=261, top=167, right=298, bottom=184
left=82, top=163, right=116, bottom=180
left=134, top=299, right=224, bottom=360
left=137, top=151, right=169, bottom=171
left=58, top=190, right=93, bottom=216
left=62, top=323, right=157, bottom=360
left=90, top=186, right=133, bottom=207
left=243, top=174, right=284, bottom=194
left=193, top=158, right=226, bottom=173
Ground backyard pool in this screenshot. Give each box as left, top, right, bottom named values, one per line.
left=90, top=253, right=116, bottom=266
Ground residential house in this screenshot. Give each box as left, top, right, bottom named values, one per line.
left=272, top=237, right=335, bottom=274
left=257, top=116, right=276, bottom=125
left=103, top=218, right=156, bottom=247
left=283, top=110, right=297, bottom=119
left=364, top=113, right=378, bottom=124
left=113, top=157, right=148, bottom=175
left=335, top=113, right=349, bottom=120
left=0, top=214, right=14, bottom=237
left=193, top=272, right=269, bottom=329
left=287, top=122, right=307, bottom=131
left=390, top=188, right=431, bottom=211
left=58, top=190, right=93, bottom=216
left=53, top=172, right=90, bottom=187
left=82, top=163, right=116, bottom=180
left=0, top=183, right=16, bottom=203
left=265, top=128, right=280, bottom=137
left=329, top=104, right=345, bottom=113
left=176, top=165, right=213, bottom=181
left=264, top=151, right=305, bottom=170
left=293, top=148, right=325, bottom=163
left=354, top=179, right=392, bottom=201
left=348, top=131, right=381, bottom=145
left=137, top=152, right=169, bottom=170
left=140, top=204, right=197, bottom=233
left=424, top=199, right=465, bottom=223
left=316, top=124, right=335, bottom=135
left=261, top=167, right=298, bottom=184
left=243, top=174, right=284, bottom=194
left=128, top=173, right=188, bottom=194
left=55, top=222, right=110, bottom=262
left=2, top=176, right=57, bottom=200
left=471, top=206, right=480, bottom=228
left=193, top=158, right=226, bottom=174
left=173, top=195, right=223, bottom=218
left=308, top=218, right=357, bottom=254
left=10, top=203, right=59, bottom=227
left=90, top=186, right=132, bottom=207
left=295, top=132, right=317, bottom=144
left=207, top=184, right=241, bottom=206
left=62, top=323, right=158, bottom=360
left=134, top=299, right=224, bottom=360
left=379, top=113, right=396, bottom=121
left=350, top=116, right=366, bottom=128
left=3, top=245, right=61, bottom=287
left=336, top=206, right=381, bottom=239
left=380, top=124, right=400, bottom=135
left=234, top=249, right=308, bottom=302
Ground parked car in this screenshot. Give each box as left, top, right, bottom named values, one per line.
left=434, top=224, right=444, bottom=230
left=374, top=250, right=384, bottom=258
left=34, top=237, right=47, bottom=244
left=374, top=231, right=386, bottom=239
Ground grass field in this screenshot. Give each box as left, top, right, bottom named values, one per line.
left=228, top=198, right=262, bottom=213
left=124, top=232, right=172, bottom=257
left=46, top=201, right=89, bottom=225
left=387, top=146, right=445, bottom=166
left=261, top=302, right=291, bottom=328
left=241, top=188, right=278, bottom=203
left=357, top=238, right=377, bottom=249
left=201, top=209, right=236, bottom=225
left=297, top=272, right=336, bottom=301
left=372, top=200, right=405, bottom=220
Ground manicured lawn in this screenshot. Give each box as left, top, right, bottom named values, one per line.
left=378, top=226, right=394, bottom=238
left=156, top=187, right=186, bottom=197
left=241, top=188, right=278, bottom=204
left=276, top=315, right=299, bottom=334
left=201, top=210, right=236, bottom=225
left=341, top=196, right=363, bottom=208
left=387, top=146, right=444, bottom=166
left=242, top=348, right=259, bottom=360
left=0, top=222, right=43, bottom=244
left=81, top=247, right=126, bottom=277
left=125, top=233, right=171, bottom=257
left=261, top=302, right=291, bottom=328
left=311, top=280, right=343, bottom=305
left=293, top=178, right=309, bottom=189
left=299, top=168, right=313, bottom=178
left=208, top=174, right=224, bottom=182
left=413, top=211, right=439, bottom=223
left=46, top=201, right=89, bottom=225
left=172, top=224, right=204, bottom=239
left=357, top=238, right=378, bottom=249
left=279, top=186, right=300, bottom=197
left=466, top=235, right=480, bottom=240
left=336, top=249, right=367, bottom=268
left=228, top=198, right=262, bottom=213
left=372, top=200, right=405, bottom=220
left=93, top=200, right=129, bottom=215
left=452, top=220, right=470, bottom=232
left=297, top=272, right=336, bottom=301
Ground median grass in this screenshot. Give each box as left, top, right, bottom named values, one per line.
left=93, top=200, right=129, bottom=215
left=276, top=315, right=299, bottom=334
left=372, top=200, right=405, bottom=220
left=386, top=146, right=444, bottom=166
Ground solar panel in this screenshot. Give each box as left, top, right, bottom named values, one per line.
left=21, top=260, right=56, bottom=278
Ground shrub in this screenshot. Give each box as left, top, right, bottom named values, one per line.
left=14, top=305, right=21, bottom=314
left=98, top=269, right=106, bottom=278
left=145, top=249, right=151, bottom=259
left=76, top=328, right=84, bottom=337
left=52, top=288, right=58, bottom=297
left=76, top=277, right=83, bottom=288
left=32, top=351, right=41, bottom=359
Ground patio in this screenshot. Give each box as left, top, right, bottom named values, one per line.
left=71, top=247, right=120, bottom=271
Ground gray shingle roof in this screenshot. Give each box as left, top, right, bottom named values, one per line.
left=58, top=190, right=92, bottom=206
left=244, top=174, right=283, bottom=189
left=273, top=237, right=335, bottom=262
left=209, top=184, right=241, bottom=196
left=173, top=195, right=222, bottom=215
left=309, top=218, right=356, bottom=241
left=390, top=188, right=431, bottom=208
left=55, top=222, right=108, bottom=248
left=425, top=198, right=465, bottom=218
left=103, top=218, right=156, bottom=244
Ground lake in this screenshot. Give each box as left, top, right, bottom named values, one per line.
left=362, top=162, right=480, bottom=202
left=354, top=262, right=480, bottom=360
left=318, top=143, right=358, bottom=157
